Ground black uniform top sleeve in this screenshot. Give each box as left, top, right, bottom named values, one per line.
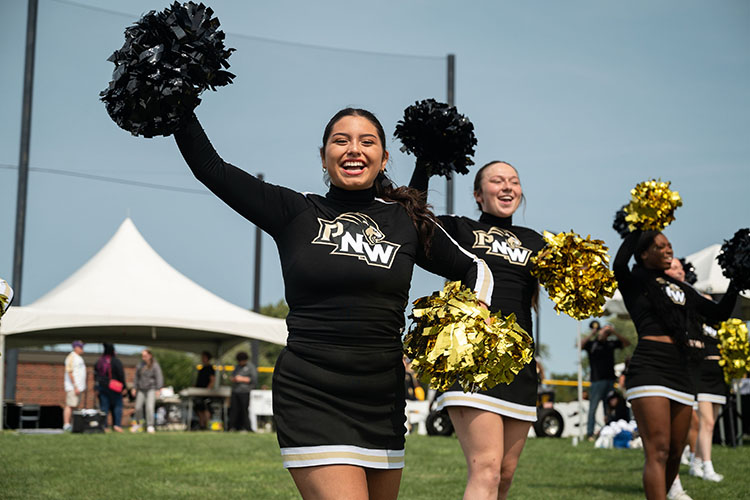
left=613, top=230, right=640, bottom=292
left=174, top=114, right=309, bottom=238
left=691, top=285, right=739, bottom=324
left=416, top=219, right=493, bottom=306
left=408, top=161, right=429, bottom=193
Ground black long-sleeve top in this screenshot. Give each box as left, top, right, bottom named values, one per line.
left=613, top=231, right=738, bottom=339
left=174, top=116, right=492, bottom=350
left=408, top=166, right=544, bottom=333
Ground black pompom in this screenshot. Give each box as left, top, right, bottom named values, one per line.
left=679, top=258, right=697, bottom=285
left=717, top=228, right=750, bottom=291
left=100, top=1, right=235, bottom=138
left=613, top=205, right=631, bottom=238
left=393, top=99, right=477, bottom=178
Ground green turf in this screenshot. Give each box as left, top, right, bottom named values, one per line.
left=1, top=431, right=748, bottom=499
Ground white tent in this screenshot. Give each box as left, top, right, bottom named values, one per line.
left=604, top=244, right=750, bottom=317
left=0, top=218, right=289, bottom=428
left=0, top=218, right=287, bottom=352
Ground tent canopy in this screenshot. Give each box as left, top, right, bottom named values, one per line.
left=0, top=218, right=287, bottom=354
left=604, top=243, right=749, bottom=317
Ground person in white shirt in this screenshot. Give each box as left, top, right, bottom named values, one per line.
left=63, top=340, right=86, bottom=431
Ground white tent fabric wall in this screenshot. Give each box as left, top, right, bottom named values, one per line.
left=0, top=218, right=287, bottom=351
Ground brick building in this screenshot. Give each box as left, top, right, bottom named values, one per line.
left=8, top=349, right=142, bottom=428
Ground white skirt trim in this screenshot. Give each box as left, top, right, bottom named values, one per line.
left=625, top=385, right=694, bottom=406
left=436, top=391, right=537, bottom=422
left=281, top=445, right=405, bottom=469
left=697, top=393, right=727, bottom=405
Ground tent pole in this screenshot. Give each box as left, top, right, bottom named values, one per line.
left=214, top=342, right=223, bottom=389
left=576, top=321, right=584, bottom=445
left=0, top=332, right=5, bottom=430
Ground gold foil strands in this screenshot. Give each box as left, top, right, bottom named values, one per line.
left=624, top=179, right=682, bottom=231
left=531, top=231, right=618, bottom=320
left=0, top=278, right=13, bottom=319
left=717, top=318, right=750, bottom=385
left=404, top=281, right=534, bottom=392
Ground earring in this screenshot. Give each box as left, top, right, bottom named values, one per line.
left=322, top=166, right=327, bottom=173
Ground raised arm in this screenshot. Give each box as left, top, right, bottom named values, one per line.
left=174, top=114, right=307, bottom=237
left=416, top=219, right=493, bottom=307
left=692, top=284, right=740, bottom=324
left=613, top=230, right=640, bottom=291
left=408, top=160, right=430, bottom=193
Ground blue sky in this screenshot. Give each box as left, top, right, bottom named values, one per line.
left=1, top=0, right=748, bottom=373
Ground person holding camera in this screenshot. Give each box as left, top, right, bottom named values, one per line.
left=580, top=320, right=630, bottom=439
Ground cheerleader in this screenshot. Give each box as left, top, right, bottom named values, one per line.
left=689, top=323, right=727, bottom=482
left=664, top=257, right=727, bottom=482
left=174, top=108, right=493, bottom=500
left=613, top=230, right=738, bottom=500
left=411, top=161, right=544, bottom=500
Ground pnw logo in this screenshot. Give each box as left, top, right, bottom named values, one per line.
left=312, top=212, right=401, bottom=269
left=472, top=227, right=531, bottom=266
left=657, top=278, right=686, bottom=305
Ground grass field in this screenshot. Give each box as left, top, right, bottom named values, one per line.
left=1, top=431, right=749, bottom=499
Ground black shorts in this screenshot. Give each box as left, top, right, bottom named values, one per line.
left=272, top=342, right=406, bottom=469
left=625, top=339, right=696, bottom=406
left=435, top=357, right=537, bottom=422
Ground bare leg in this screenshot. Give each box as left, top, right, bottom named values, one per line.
left=665, top=401, right=692, bottom=488
left=695, top=401, right=719, bottom=462
left=63, top=405, right=72, bottom=427
left=686, top=409, right=698, bottom=453
left=288, top=465, right=401, bottom=500
left=497, top=418, right=532, bottom=500
left=448, top=407, right=504, bottom=500
left=631, top=397, right=676, bottom=500
left=366, top=468, right=403, bottom=500
left=289, top=465, right=369, bottom=500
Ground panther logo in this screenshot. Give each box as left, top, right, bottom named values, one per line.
left=656, top=277, right=686, bottom=305
left=312, top=212, right=401, bottom=269
left=472, top=227, right=531, bottom=266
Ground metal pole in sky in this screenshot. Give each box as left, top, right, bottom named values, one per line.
left=12, top=0, right=39, bottom=306
left=446, top=54, right=455, bottom=215
left=251, top=173, right=264, bottom=368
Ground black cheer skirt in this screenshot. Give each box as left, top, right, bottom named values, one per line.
left=625, top=339, right=697, bottom=406
left=697, top=358, right=727, bottom=404
left=272, top=341, right=406, bottom=469
left=435, top=357, right=538, bottom=422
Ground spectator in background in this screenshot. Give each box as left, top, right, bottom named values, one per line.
left=63, top=340, right=86, bottom=432
left=580, top=321, right=631, bottom=439
left=131, top=349, right=163, bottom=434
left=95, top=343, right=126, bottom=432
left=195, top=351, right=216, bottom=430
left=228, top=351, right=257, bottom=431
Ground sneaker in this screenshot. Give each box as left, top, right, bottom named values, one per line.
left=667, top=488, right=693, bottom=500
left=702, top=470, right=724, bottom=482
left=130, top=424, right=140, bottom=433
left=146, top=426, right=155, bottom=434
left=680, top=445, right=692, bottom=466
left=62, top=424, right=72, bottom=432
left=688, top=459, right=703, bottom=478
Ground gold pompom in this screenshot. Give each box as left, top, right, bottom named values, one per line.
left=624, top=179, right=682, bottom=231
left=0, top=278, right=13, bottom=319
left=531, top=231, right=618, bottom=321
left=403, top=281, right=534, bottom=392
left=717, top=318, right=750, bottom=385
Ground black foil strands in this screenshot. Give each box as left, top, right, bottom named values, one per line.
left=100, top=1, right=235, bottom=138
left=394, top=99, right=477, bottom=179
